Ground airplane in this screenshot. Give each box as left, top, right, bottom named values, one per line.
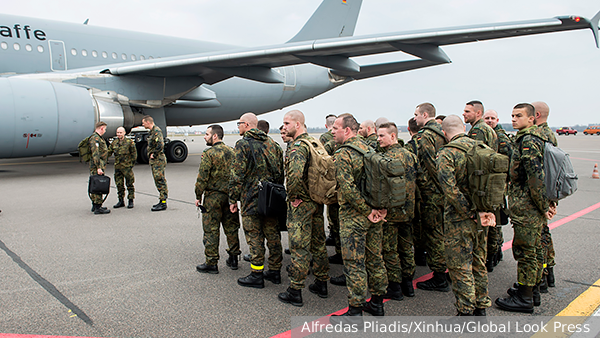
left=0, top=0, right=598, bottom=164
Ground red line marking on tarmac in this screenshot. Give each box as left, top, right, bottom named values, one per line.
left=0, top=335, right=109, bottom=338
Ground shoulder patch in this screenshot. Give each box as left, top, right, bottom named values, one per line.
left=294, top=142, right=301, bottom=146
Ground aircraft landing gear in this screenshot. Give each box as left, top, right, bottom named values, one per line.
left=132, top=130, right=188, bottom=164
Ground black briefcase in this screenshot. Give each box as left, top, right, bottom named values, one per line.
left=89, top=175, right=111, bottom=195
left=257, top=181, right=287, bottom=218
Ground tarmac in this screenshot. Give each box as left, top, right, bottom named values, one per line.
left=1, top=132, right=599, bottom=338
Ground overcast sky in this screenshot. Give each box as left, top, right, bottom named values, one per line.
left=4, top=0, right=599, bottom=130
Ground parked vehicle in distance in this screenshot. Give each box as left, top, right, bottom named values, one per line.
left=583, top=126, right=600, bottom=135
left=556, top=127, right=578, bottom=135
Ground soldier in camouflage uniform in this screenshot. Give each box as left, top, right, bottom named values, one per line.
left=195, top=125, right=241, bottom=275
left=278, top=110, right=330, bottom=307
left=496, top=103, right=552, bottom=314
left=358, top=120, right=378, bottom=149
left=229, top=113, right=284, bottom=289
left=109, top=127, right=137, bottom=209
left=406, top=117, right=426, bottom=267
left=438, top=115, right=494, bottom=316
left=377, top=123, right=418, bottom=301
left=88, top=121, right=110, bottom=214
left=413, top=103, right=450, bottom=292
left=533, top=101, right=558, bottom=289
left=329, top=113, right=388, bottom=318
left=141, top=116, right=168, bottom=211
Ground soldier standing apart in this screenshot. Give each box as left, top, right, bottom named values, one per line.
left=89, top=121, right=110, bottom=215
left=358, top=120, right=378, bottom=149
left=110, top=127, right=137, bottom=209
left=406, top=117, right=426, bottom=267
left=141, top=116, right=168, bottom=211
left=413, top=103, right=449, bottom=292
left=195, top=125, right=241, bottom=274
left=532, top=101, right=558, bottom=290
left=496, top=103, right=552, bottom=313
left=230, top=112, right=284, bottom=289
left=278, top=110, right=330, bottom=307
left=438, top=115, right=495, bottom=316
left=329, top=113, right=388, bottom=318
left=377, top=122, right=418, bottom=300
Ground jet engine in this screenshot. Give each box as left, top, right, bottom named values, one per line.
left=0, top=77, right=142, bottom=159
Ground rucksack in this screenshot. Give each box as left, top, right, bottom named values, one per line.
left=297, top=138, right=338, bottom=205
left=78, top=136, right=92, bottom=163
left=444, top=141, right=509, bottom=212
left=341, top=143, right=406, bottom=210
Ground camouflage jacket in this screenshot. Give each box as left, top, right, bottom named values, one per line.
left=380, top=143, right=417, bottom=223
left=405, top=134, right=419, bottom=157
left=319, top=130, right=334, bottom=146
left=416, top=119, right=446, bottom=194
left=195, top=141, right=235, bottom=199
left=538, top=122, right=558, bottom=146
left=109, top=137, right=137, bottom=169
left=323, top=139, right=337, bottom=156
left=286, top=133, right=313, bottom=202
left=334, top=136, right=371, bottom=217
left=468, top=118, right=498, bottom=152
left=494, top=124, right=513, bottom=158
left=147, top=125, right=165, bottom=160
left=364, top=133, right=378, bottom=149
left=508, top=125, right=549, bottom=223
left=88, top=132, right=108, bottom=170
left=437, top=134, right=477, bottom=223
left=229, top=128, right=284, bottom=215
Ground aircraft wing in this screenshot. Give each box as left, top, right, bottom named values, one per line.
left=103, top=14, right=600, bottom=83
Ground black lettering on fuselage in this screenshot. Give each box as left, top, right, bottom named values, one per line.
left=0, top=24, right=46, bottom=40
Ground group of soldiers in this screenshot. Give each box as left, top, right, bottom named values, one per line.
left=87, top=115, right=168, bottom=214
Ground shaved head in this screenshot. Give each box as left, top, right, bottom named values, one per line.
left=359, top=119, right=376, bottom=137
left=283, top=109, right=306, bottom=139
left=375, top=117, right=389, bottom=129
left=285, top=110, right=305, bottom=125
left=532, top=101, right=550, bottom=125
left=442, top=115, right=465, bottom=141
left=483, top=109, right=499, bottom=128
left=240, top=112, right=258, bottom=128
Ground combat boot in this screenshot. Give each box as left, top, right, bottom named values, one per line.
left=330, top=274, right=346, bottom=286
left=328, top=253, right=343, bottom=265
left=401, top=276, right=415, bottom=297
left=238, top=271, right=264, bottom=289
left=278, top=287, right=303, bottom=307
left=383, top=281, right=403, bottom=301
left=151, top=200, right=167, bottom=211
left=474, top=308, right=486, bottom=316
left=416, top=272, right=450, bottom=292
left=308, top=280, right=328, bottom=298
left=225, top=254, right=238, bottom=270
left=263, top=270, right=281, bottom=284
left=495, top=284, right=534, bottom=313
left=486, top=257, right=494, bottom=272
left=508, top=282, right=541, bottom=306
left=94, top=204, right=110, bottom=214
left=113, top=199, right=125, bottom=208
left=363, top=295, right=385, bottom=316
left=127, top=199, right=134, bottom=209
left=196, top=263, right=218, bottom=274
left=546, top=267, right=555, bottom=287
left=539, top=275, right=549, bottom=293
left=329, top=305, right=363, bottom=329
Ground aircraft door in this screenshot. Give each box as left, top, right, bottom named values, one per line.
left=284, top=66, right=296, bottom=90
left=48, top=40, right=67, bottom=71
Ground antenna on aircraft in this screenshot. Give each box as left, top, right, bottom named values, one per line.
left=83, top=18, right=89, bottom=25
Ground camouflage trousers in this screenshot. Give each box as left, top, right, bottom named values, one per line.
left=541, top=223, right=555, bottom=268
left=421, top=193, right=446, bottom=273
left=150, top=157, right=168, bottom=200
left=288, top=200, right=329, bottom=289
left=241, top=214, right=282, bottom=272
left=382, top=222, right=416, bottom=283
left=486, top=225, right=503, bottom=260
left=89, top=167, right=105, bottom=205
left=512, top=216, right=544, bottom=286
left=114, top=167, right=135, bottom=200
left=339, top=205, right=388, bottom=307
left=327, top=203, right=341, bottom=255
left=412, top=199, right=426, bottom=257
left=202, top=191, right=241, bottom=265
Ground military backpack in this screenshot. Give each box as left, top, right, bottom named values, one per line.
left=444, top=141, right=509, bottom=212
left=341, top=143, right=406, bottom=210
left=297, top=138, right=338, bottom=205
left=78, top=136, right=92, bottom=163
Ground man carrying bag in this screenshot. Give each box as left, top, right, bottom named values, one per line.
left=87, top=121, right=111, bottom=214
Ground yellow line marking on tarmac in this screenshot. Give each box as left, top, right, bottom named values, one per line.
left=531, top=277, right=600, bottom=338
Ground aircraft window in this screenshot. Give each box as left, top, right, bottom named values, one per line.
left=139, top=55, right=145, bottom=60
left=131, top=54, right=136, bottom=61
left=71, top=48, right=77, bottom=56
left=82, top=49, right=88, bottom=57
left=149, top=56, right=154, bottom=60
left=102, top=51, right=108, bottom=58
left=121, top=53, right=126, bottom=60
left=1, top=42, right=7, bottom=50
left=37, top=45, right=44, bottom=53
left=92, top=50, right=98, bottom=57
left=112, top=52, right=117, bottom=59
left=13, top=43, right=20, bottom=51
left=25, top=44, right=32, bottom=52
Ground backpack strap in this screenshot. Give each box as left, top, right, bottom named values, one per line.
left=340, top=143, right=369, bottom=155
left=422, top=125, right=446, bottom=140
left=444, top=142, right=470, bottom=153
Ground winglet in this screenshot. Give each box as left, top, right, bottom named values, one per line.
left=287, top=0, right=363, bottom=43
left=591, top=10, right=600, bottom=48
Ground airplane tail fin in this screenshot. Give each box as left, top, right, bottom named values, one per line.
left=591, top=10, right=600, bottom=48
left=287, top=0, right=363, bottom=43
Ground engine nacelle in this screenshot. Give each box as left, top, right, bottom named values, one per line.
left=0, top=78, right=142, bottom=159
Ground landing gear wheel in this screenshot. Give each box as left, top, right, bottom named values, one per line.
left=165, top=140, right=188, bottom=163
